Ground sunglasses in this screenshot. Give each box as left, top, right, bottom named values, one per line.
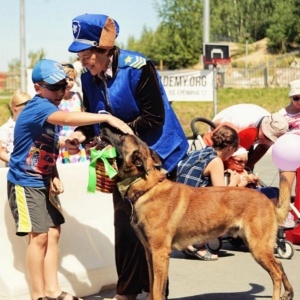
left=232, top=158, right=247, bottom=165
left=292, top=96, right=300, bottom=101
left=15, top=100, right=30, bottom=107
left=61, top=63, right=74, bottom=69
left=39, top=82, right=68, bottom=92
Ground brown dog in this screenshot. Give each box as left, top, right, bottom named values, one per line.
left=101, top=127, right=294, bottom=300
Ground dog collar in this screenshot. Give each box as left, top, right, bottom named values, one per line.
left=117, top=168, right=166, bottom=202
left=117, top=174, right=145, bottom=199
left=125, top=175, right=166, bottom=203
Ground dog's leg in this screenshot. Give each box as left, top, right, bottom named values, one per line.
left=247, top=240, right=293, bottom=300
left=132, top=228, right=169, bottom=300
left=151, top=247, right=170, bottom=300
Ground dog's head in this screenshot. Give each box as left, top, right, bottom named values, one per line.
left=100, top=125, right=162, bottom=180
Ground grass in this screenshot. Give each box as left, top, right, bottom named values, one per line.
left=0, top=87, right=290, bottom=136
left=172, top=87, right=289, bottom=137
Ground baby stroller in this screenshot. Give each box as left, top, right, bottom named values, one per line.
left=188, top=116, right=300, bottom=259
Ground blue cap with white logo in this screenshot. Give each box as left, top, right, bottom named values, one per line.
left=68, top=14, right=119, bottom=53
left=32, top=59, right=67, bottom=84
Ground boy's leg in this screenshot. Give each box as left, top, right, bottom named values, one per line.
left=44, top=226, right=61, bottom=298
left=27, top=232, right=48, bottom=300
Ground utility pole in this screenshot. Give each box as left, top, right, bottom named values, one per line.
left=20, top=0, right=26, bottom=92
left=203, top=0, right=217, bottom=117
left=203, top=0, right=210, bottom=44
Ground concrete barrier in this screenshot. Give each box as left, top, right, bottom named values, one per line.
left=0, top=163, right=117, bottom=299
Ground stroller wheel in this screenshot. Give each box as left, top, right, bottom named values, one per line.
left=277, top=240, right=294, bottom=259
left=206, top=237, right=222, bottom=252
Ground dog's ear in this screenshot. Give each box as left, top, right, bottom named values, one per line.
left=131, top=150, right=148, bottom=173
left=150, top=149, right=162, bottom=166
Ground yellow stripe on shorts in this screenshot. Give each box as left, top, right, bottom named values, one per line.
left=15, top=185, right=32, bottom=233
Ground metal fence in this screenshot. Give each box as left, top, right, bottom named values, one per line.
left=220, top=67, right=300, bottom=88
left=1, top=67, right=300, bottom=93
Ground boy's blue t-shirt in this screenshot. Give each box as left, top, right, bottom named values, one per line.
left=7, top=95, right=59, bottom=187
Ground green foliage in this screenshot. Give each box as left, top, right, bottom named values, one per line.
left=134, top=0, right=203, bottom=69
left=28, top=49, right=46, bottom=68
left=124, top=0, right=300, bottom=69
left=8, top=59, right=20, bottom=72
left=172, top=87, right=289, bottom=136
left=5, top=0, right=300, bottom=71
left=0, top=88, right=291, bottom=137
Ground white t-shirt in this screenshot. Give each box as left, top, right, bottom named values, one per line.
left=0, top=117, right=15, bottom=155
left=212, top=104, right=270, bottom=129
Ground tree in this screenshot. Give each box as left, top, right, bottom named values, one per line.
left=28, top=49, right=46, bottom=69
left=125, top=0, right=300, bottom=69
left=267, top=0, right=297, bottom=52
left=154, top=0, right=203, bottom=69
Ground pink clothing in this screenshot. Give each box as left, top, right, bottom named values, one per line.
left=57, top=92, right=88, bottom=164
left=278, top=108, right=300, bottom=135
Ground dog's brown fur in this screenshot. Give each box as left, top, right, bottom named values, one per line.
left=101, top=128, right=294, bottom=300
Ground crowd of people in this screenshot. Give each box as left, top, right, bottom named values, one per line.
left=1, top=12, right=299, bottom=300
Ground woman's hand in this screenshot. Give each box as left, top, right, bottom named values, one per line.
left=64, top=131, right=86, bottom=155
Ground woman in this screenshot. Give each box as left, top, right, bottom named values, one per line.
left=278, top=79, right=300, bottom=192
left=67, top=14, right=189, bottom=300
left=177, top=125, right=240, bottom=260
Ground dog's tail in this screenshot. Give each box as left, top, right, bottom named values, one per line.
left=276, top=175, right=291, bottom=225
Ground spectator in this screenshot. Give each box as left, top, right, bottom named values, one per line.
left=203, top=104, right=288, bottom=170
left=0, top=89, right=31, bottom=166
left=57, top=63, right=88, bottom=163
left=6, top=59, right=132, bottom=300
left=278, top=79, right=300, bottom=192
left=177, top=125, right=240, bottom=260
left=67, top=14, right=189, bottom=300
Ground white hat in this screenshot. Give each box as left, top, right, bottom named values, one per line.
left=261, top=113, right=288, bottom=142
left=288, top=79, right=300, bottom=97
left=232, top=147, right=248, bottom=157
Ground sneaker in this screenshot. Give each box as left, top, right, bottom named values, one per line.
left=281, top=212, right=296, bottom=228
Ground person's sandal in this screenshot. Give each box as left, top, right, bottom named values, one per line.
left=47, top=291, right=82, bottom=300
left=183, top=247, right=218, bottom=261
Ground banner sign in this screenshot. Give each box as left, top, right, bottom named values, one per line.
left=158, top=70, right=213, bottom=101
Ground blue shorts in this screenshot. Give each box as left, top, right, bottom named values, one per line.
left=256, top=186, right=279, bottom=199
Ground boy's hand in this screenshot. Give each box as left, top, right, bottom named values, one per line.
left=51, top=177, right=64, bottom=195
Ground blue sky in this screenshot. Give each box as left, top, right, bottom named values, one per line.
left=0, top=0, right=161, bottom=72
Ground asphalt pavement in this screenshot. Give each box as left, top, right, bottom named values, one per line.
left=83, top=150, right=300, bottom=300
left=84, top=242, right=300, bottom=300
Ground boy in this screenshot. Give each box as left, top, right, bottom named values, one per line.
left=7, top=59, right=132, bottom=300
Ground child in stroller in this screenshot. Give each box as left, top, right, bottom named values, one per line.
left=224, top=146, right=296, bottom=228
left=185, top=117, right=298, bottom=259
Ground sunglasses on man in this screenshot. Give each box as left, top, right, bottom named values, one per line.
left=292, top=95, right=300, bottom=101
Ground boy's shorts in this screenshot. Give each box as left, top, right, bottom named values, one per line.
left=7, top=181, right=65, bottom=236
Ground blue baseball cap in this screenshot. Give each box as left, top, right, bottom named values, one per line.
left=68, top=14, right=119, bottom=53
left=32, top=59, right=67, bottom=84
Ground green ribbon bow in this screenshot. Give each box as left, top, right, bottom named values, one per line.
left=87, top=147, right=117, bottom=193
